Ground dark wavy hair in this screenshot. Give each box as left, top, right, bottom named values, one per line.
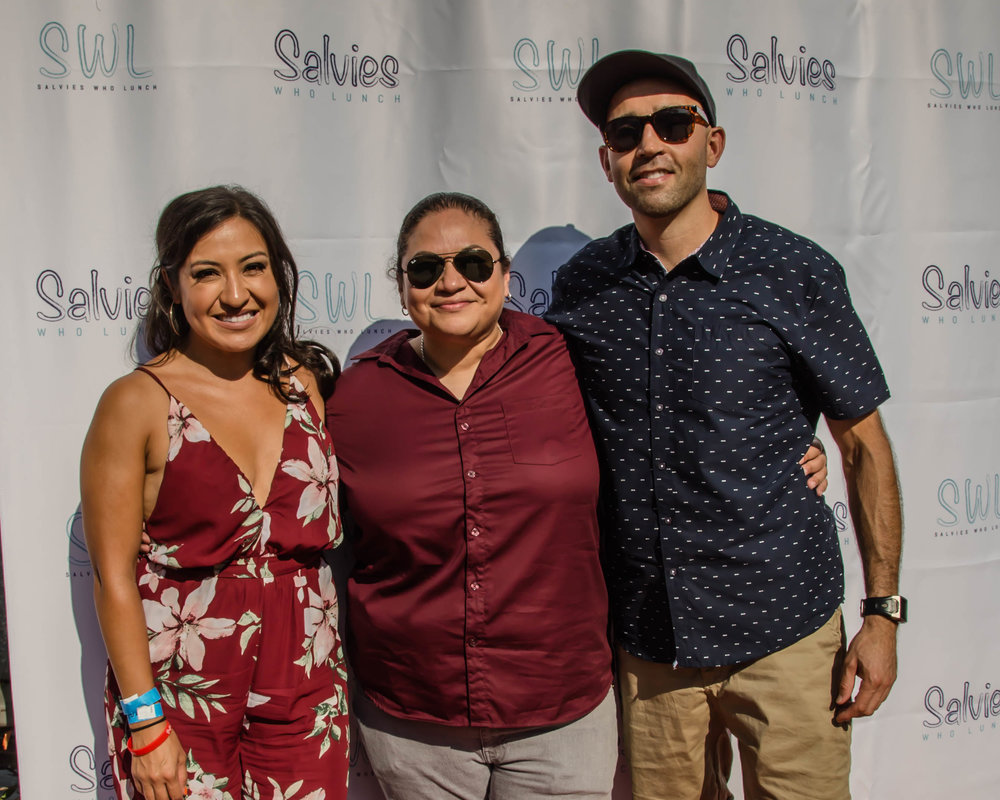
left=143, top=185, right=339, bottom=400
left=391, top=192, right=511, bottom=294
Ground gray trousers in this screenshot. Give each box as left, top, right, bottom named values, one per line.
left=355, top=687, right=619, bottom=800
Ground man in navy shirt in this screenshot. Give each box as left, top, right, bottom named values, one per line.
left=546, top=50, right=904, bottom=799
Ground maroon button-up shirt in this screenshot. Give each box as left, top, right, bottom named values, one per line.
left=327, top=310, right=612, bottom=727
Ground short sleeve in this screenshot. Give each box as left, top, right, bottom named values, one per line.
left=790, top=254, right=890, bottom=419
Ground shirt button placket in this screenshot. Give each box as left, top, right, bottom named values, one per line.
left=457, top=407, right=485, bottom=681
left=652, top=286, right=679, bottom=602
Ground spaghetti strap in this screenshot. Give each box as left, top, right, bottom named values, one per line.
left=134, top=366, right=170, bottom=397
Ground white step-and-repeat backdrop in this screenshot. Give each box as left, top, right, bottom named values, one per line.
left=1, top=1, right=998, bottom=797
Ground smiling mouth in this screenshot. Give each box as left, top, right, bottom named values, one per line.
left=632, top=167, right=674, bottom=182
left=217, top=311, right=258, bottom=323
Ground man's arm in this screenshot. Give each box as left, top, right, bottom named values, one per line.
left=826, top=409, right=902, bottom=723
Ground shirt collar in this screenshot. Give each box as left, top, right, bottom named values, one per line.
left=351, top=308, right=553, bottom=377
left=629, top=190, right=742, bottom=279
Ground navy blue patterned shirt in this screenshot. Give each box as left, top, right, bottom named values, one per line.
left=546, top=192, right=890, bottom=667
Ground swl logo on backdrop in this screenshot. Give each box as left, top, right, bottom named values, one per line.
left=37, top=21, right=154, bottom=93
left=35, top=268, right=151, bottom=341
left=510, top=36, right=600, bottom=105
left=921, top=264, right=1000, bottom=327
left=933, top=472, right=1000, bottom=539
left=724, top=34, right=838, bottom=107
left=928, top=48, right=1000, bottom=112
left=295, top=270, right=377, bottom=339
left=272, top=29, right=402, bottom=105
left=922, top=681, right=1000, bottom=741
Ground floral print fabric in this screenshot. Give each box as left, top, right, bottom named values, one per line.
left=104, top=369, right=348, bottom=799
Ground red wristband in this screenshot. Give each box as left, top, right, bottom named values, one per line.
left=127, top=720, right=172, bottom=756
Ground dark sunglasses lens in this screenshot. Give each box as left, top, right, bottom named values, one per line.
left=405, top=249, right=495, bottom=288
left=453, top=250, right=495, bottom=282
left=604, top=110, right=697, bottom=152
left=405, top=255, right=444, bottom=289
left=651, top=109, right=695, bottom=144
left=604, top=118, right=644, bottom=152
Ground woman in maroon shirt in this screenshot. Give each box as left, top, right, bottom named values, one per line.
left=327, top=193, right=618, bottom=799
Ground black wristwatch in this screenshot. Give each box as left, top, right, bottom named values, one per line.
left=860, top=595, right=907, bottom=623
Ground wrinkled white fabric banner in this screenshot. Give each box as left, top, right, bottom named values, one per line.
left=1, top=1, right=998, bottom=798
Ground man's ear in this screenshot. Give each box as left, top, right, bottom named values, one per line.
left=706, top=126, right=726, bottom=168
left=599, top=145, right=614, bottom=182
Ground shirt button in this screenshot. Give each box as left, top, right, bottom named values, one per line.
left=657, top=461, right=666, bottom=470
left=669, top=568, right=677, bottom=577
left=658, top=293, right=668, bottom=302
left=470, top=527, right=480, bottom=537
left=655, top=403, right=664, bottom=412
left=654, top=347, right=664, bottom=356
left=467, top=470, right=477, bottom=478
left=468, top=637, right=478, bottom=647
left=460, top=422, right=470, bottom=431
left=470, top=582, right=480, bottom=591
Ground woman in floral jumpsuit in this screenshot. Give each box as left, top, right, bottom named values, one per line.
left=81, top=186, right=349, bottom=800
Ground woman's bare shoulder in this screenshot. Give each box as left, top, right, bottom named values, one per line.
left=90, top=369, right=170, bottom=435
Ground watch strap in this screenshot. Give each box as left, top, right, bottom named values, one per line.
left=860, top=595, right=907, bottom=623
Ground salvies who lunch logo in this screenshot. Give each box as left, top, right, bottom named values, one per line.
left=510, top=35, right=600, bottom=104
left=35, top=267, right=151, bottom=341
left=271, top=29, right=402, bottom=105
left=920, top=264, right=1000, bottom=327
left=922, top=680, right=1000, bottom=741
left=69, top=742, right=115, bottom=797
left=723, top=33, right=838, bottom=107
left=927, top=47, right=1000, bottom=112
left=67, top=510, right=92, bottom=576
left=37, top=20, right=155, bottom=93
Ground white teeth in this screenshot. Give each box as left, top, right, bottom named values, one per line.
left=220, top=312, right=255, bottom=323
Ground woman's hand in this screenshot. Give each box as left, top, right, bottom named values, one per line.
left=129, top=719, right=188, bottom=800
left=800, top=439, right=829, bottom=496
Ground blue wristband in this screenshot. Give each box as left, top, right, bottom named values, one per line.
left=120, top=688, right=163, bottom=725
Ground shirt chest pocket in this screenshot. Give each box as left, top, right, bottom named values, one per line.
left=689, top=324, right=786, bottom=415
left=502, top=395, right=585, bottom=465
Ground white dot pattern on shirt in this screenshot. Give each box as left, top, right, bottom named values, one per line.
left=545, top=192, right=889, bottom=668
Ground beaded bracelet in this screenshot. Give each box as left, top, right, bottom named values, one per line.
left=127, top=721, right=172, bottom=756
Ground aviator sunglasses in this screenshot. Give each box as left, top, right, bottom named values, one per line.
left=601, top=105, right=710, bottom=153
left=404, top=247, right=501, bottom=289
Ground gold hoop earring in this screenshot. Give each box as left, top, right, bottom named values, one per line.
left=168, top=304, right=182, bottom=336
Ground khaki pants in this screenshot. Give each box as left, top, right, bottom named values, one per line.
left=618, top=609, right=851, bottom=800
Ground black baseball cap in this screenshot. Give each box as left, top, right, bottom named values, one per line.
left=577, top=50, right=717, bottom=127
